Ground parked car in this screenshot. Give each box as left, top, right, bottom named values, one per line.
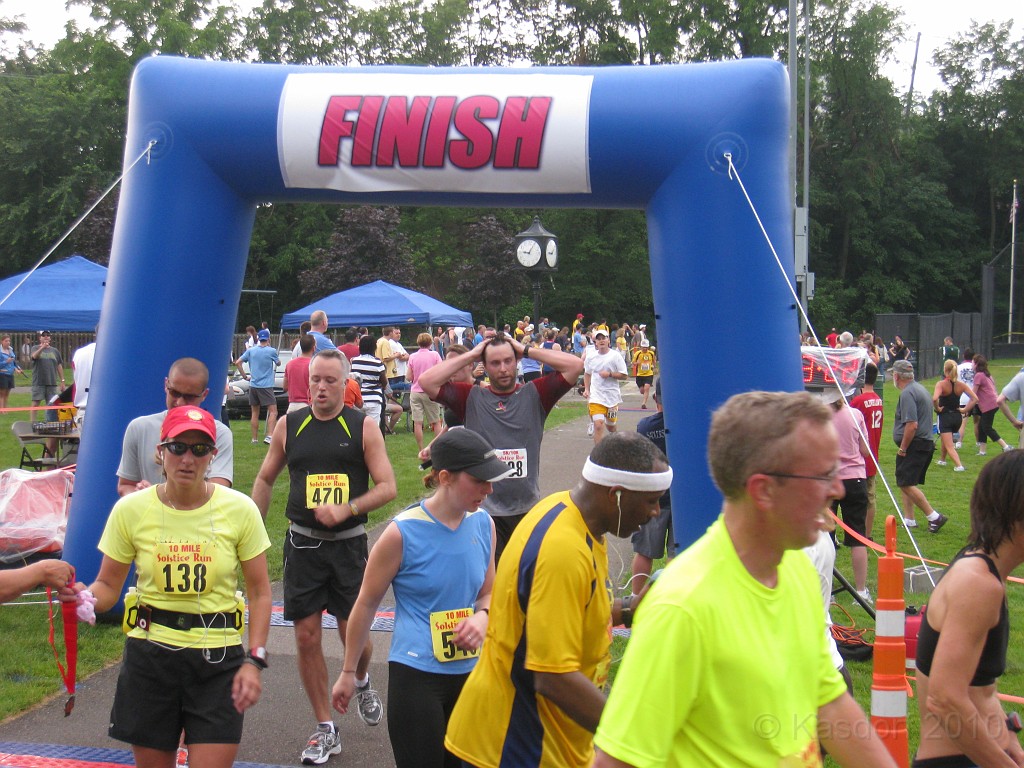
left=225, top=349, right=292, bottom=419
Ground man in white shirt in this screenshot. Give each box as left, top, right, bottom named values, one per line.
left=388, top=327, right=410, bottom=393
left=955, top=348, right=976, bottom=448
left=584, top=329, right=628, bottom=444
left=71, top=331, right=97, bottom=429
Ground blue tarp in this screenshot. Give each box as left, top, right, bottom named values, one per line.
left=0, top=255, right=107, bottom=331
left=281, top=280, right=473, bottom=329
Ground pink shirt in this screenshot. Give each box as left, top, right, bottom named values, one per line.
left=407, top=348, right=442, bottom=393
left=833, top=405, right=867, bottom=480
left=284, top=355, right=311, bottom=403
left=974, top=371, right=998, bottom=412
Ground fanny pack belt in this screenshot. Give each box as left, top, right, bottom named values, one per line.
left=129, top=605, right=243, bottom=632
left=290, top=522, right=366, bottom=541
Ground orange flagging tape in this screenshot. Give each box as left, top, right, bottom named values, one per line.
left=827, top=510, right=1024, bottom=585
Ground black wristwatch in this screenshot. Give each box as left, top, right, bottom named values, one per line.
left=245, top=646, right=269, bottom=670
left=522, top=346, right=530, bottom=359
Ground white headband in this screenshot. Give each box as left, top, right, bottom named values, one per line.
left=582, top=457, right=673, bottom=492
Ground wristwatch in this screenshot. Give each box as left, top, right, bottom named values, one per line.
left=245, top=646, right=269, bottom=670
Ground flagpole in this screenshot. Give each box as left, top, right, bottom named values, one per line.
left=1010, top=179, right=1018, bottom=340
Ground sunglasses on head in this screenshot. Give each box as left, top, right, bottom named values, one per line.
left=160, top=441, right=215, bottom=457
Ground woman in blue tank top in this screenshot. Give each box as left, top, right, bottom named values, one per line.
left=913, top=450, right=1024, bottom=767
left=331, top=428, right=513, bottom=768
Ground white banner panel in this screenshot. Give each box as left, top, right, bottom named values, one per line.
left=278, top=73, right=592, bottom=194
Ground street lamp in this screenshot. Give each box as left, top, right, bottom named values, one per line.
left=514, top=217, right=558, bottom=327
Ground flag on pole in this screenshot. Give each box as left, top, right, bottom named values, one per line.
left=1012, top=181, right=1019, bottom=224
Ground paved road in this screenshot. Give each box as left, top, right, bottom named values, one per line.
left=0, top=385, right=652, bottom=767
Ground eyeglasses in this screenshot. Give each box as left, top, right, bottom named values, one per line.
left=762, top=469, right=839, bottom=485
left=166, top=387, right=205, bottom=403
left=160, top=441, right=215, bottom=457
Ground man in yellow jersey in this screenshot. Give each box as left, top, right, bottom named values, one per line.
left=630, top=339, right=657, bottom=410
left=445, top=432, right=671, bottom=767
left=593, top=391, right=897, bottom=768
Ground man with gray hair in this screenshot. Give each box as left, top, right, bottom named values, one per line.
left=837, top=330, right=855, bottom=348
left=593, top=391, right=896, bottom=768
left=309, top=310, right=337, bottom=353
left=891, top=359, right=947, bottom=532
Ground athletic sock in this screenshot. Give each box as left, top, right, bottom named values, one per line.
left=355, top=674, right=369, bottom=688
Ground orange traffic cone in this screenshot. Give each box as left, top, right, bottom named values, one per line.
left=870, top=515, right=910, bottom=768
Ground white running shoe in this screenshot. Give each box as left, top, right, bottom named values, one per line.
left=301, top=725, right=341, bottom=765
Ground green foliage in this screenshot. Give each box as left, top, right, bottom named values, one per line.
left=0, top=0, right=1022, bottom=332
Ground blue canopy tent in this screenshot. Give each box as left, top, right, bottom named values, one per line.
left=281, top=280, right=473, bottom=329
left=0, top=255, right=107, bottom=330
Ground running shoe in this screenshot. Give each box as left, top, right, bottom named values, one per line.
left=176, top=747, right=188, bottom=768
left=903, top=518, right=918, bottom=528
left=855, top=589, right=873, bottom=606
left=301, top=725, right=341, bottom=765
left=355, top=682, right=383, bottom=726
left=587, top=422, right=594, bottom=436
left=264, top=435, right=272, bottom=445
left=935, top=460, right=947, bottom=466
left=953, top=465, right=966, bottom=472
left=928, top=513, right=949, bottom=534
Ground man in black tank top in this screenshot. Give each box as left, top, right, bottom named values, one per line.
left=253, top=350, right=396, bottom=764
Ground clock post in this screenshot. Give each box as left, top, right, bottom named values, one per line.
left=514, top=217, right=558, bottom=328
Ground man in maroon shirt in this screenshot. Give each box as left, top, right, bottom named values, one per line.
left=419, top=333, right=583, bottom=559
left=337, top=328, right=360, bottom=361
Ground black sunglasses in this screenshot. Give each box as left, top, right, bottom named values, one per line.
left=160, top=441, right=215, bottom=457
left=166, top=387, right=205, bottom=403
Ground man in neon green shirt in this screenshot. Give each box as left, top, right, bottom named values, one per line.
left=594, top=391, right=897, bottom=768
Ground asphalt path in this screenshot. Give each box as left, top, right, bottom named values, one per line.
left=0, top=384, right=651, bottom=768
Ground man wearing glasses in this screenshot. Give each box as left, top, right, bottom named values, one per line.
left=116, top=357, right=234, bottom=496
left=594, top=391, right=896, bottom=768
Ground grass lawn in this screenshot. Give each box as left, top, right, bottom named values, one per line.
left=0, top=387, right=587, bottom=722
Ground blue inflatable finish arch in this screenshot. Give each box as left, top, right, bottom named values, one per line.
left=64, top=57, right=802, bottom=579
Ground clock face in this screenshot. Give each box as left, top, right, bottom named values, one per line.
left=516, top=239, right=542, bottom=268
left=545, top=240, right=558, bottom=268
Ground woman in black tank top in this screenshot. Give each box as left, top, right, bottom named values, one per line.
left=912, top=451, right=1024, bottom=766
left=931, top=359, right=978, bottom=472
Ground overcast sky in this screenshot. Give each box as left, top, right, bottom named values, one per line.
left=0, top=0, right=1017, bottom=96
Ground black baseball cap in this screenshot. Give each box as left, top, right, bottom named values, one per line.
left=429, top=428, right=515, bottom=482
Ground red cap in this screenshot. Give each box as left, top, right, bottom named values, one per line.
left=576, top=313, right=584, bottom=318
left=161, top=406, right=217, bottom=442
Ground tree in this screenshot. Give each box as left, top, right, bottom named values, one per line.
left=242, top=0, right=356, bottom=64
left=930, top=21, right=1024, bottom=251
left=298, top=206, right=417, bottom=297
